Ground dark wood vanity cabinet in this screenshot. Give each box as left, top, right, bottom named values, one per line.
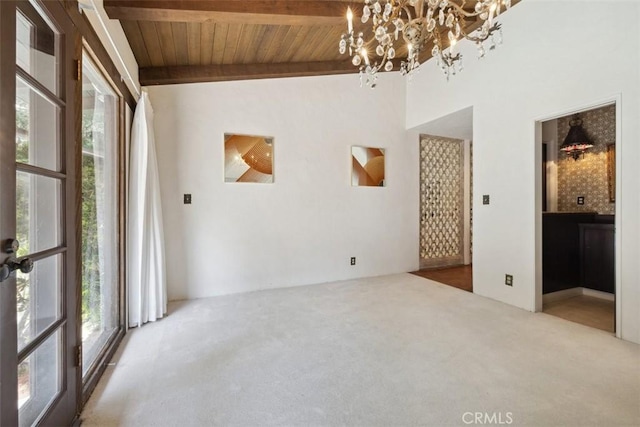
left=543, top=213, right=596, bottom=293
left=579, top=223, right=615, bottom=293
left=543, top=213, right=615, bottom=295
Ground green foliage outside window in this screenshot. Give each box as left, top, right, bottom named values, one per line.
left=81, top=108, right=103, bottom=333
left=14, top=98, right=104, bottom=345
left=16, top=98, right=30, bottom=348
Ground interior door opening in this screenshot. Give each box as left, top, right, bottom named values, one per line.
left=412, top=133, right=473, bottom=293
left=538, top=102, right=617, bottom=334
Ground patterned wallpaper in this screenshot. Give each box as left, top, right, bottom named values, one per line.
left=557, top=104, right=615, bottom=214
left=419, top=135, right=464, bottom=266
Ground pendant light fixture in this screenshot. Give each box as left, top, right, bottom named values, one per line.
left=560, top=115, right=593, bottom=160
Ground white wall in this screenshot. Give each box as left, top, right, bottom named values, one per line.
left=149, top=73, right=418, bottom=301
left=406, top=0, right=640, bottom=343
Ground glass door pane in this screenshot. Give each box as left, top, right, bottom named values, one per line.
left=16, top=7, right=58, bottom=95
left=18, top=329, right=61, bottom=427
left=16, top=169, right=63, bottom=254
left=16, top=254, right=63, bottom=352
left=5, top=1, right=77, bottom=425
left=81, top=52, right=119, bottom=376
left=16, top=76, right=61, bottom=171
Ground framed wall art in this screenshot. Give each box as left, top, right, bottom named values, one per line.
left=351, top=146, right=385, bottom=187
left=224, top=134, right=274, bottom=183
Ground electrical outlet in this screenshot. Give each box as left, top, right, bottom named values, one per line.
left=505, top=274, right=513, bottom=286
left=577, top=196, right=584, bottom=205
left=350, top=257, right=356, bottom=266
left=483, top=195, right=490, bottom=205
left=184, top=194, right=192, bottom=204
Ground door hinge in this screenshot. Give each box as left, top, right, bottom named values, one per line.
left=74, top=345, right=82, bottom=367
left=73, top=59, right=81, bottom=81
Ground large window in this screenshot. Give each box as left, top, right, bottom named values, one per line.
left=81, top=51, right=120, bottom=377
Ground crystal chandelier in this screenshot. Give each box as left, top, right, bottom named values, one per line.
left=339, top=0, right=511, bottom=87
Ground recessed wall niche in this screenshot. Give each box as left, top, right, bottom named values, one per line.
left=224, top=134, right=274, bottom=183
left=557, top=104, right=615, bottom=214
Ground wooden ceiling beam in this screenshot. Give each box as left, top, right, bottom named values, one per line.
left=139, top=60, right=357, bottom=85
left=104, top=1, right=359, bottom=26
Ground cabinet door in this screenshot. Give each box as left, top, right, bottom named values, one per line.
left=580, top=225, right=615, bottom=294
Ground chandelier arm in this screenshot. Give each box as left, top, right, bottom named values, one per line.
left=387, top=7, right=402, bottom=26
left=432, top=30, right=443, bottom=50
left=375, top=41, right=390, bottom=71
left=445, top=2, right=482, bottom=19
left=463, top=22, right=501, bottom=43
left=414, top=0, right=424, bottom=18
left=401, top=5, right=413, bottom=21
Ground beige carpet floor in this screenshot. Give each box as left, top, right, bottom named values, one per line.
left=81, top=274, right=640, bottom=426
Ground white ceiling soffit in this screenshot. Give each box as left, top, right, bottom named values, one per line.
left=411, top=106, right=473, bottom=141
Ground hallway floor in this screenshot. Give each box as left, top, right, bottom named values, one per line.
left=410, top=265, right=472, bottom=292
left=543, top=295, right=615, bottom=333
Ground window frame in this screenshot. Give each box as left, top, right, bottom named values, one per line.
left=78, top=43, right=128, bottom=401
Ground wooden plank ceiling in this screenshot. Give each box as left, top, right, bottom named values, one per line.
left=104, top=0, right=519, bottom=86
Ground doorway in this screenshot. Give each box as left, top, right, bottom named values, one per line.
left=538, top=102, right=617, bottom=334
left=413, top=134, right=473, bottom=292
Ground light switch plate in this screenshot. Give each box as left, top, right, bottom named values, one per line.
left=184, top=194, right=192, bottom=204
left=483, top=195, right=490, bottom=205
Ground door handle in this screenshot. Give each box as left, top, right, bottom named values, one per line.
left=0, top=238, right=33, bottom=283
left=9, top=257, right=34, bottom=274
left=4, top=238, right=19, bottom=254
left=0, top=257, right=34, bottom=283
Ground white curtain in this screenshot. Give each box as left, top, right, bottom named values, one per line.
left=128, top=91, right=167, bottom=327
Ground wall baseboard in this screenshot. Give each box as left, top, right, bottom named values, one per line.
left=582, top=288, right=615, bottom=301
left=543, top=287, right=614, bottom=304
left=543, top=288, right=582, bottom=304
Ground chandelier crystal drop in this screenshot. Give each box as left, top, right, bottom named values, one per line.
left=339, top=0, right=511, bottom=88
